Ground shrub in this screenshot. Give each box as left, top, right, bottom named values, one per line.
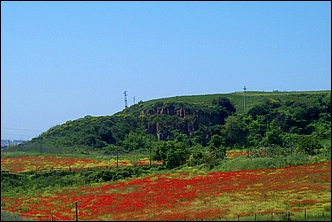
left=296, top=134, right=323, bottom=155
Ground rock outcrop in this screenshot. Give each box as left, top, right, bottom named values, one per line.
left=141, top=104, right=226, bottom=140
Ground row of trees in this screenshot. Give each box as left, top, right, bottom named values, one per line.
left=152, top=132, right=227, bottom=169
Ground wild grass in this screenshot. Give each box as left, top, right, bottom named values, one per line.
left=136, top=90, right=330, bottom=114
left=211, top=152, right=331, bottom=173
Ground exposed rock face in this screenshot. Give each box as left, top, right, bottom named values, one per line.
left=141, top=105, right=225, bottom=140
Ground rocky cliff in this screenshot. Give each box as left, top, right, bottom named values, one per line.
left=141, top=104, right=226, bottom=140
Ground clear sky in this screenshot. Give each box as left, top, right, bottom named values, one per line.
left=1, top=1, right=331, bottom=141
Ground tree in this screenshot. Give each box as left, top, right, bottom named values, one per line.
left=291, top=106, right=308, bottom=131
left=84, top=135, right=97, bottom=146
left=98, top=119, right=114, bottom=143
left=121, top=131, right=146, bottom=152
left=296, top=134, right=322, bottom=155
left=111, top=115, right=143, bottom=145
left=186, top=144, right=205, bottom=166
left=191, top=126, right=209, bottom=146
left=170, top=130, right=190, bottom=146
left=317, top=93, right=331, bottom=114
left=165, top=141, right=190, bottom=168
left=153, top=140, right=190, bottom=169
left=212, top=97, right=236, bottom=114
left=264, top=120, right=283, bottom=146
left=266, top=110, right=289, bottom=132
left=266, top=98, right=281, bottom=109
left=165, top=141, right=189, bottom=169
left=153, top=141, right=168, bottom=161
left=305, top=106, right=321, bottom=123
left=202, top=151, right=218, bottom=169
left=208, top=134, right=226, bottom=159
left=247, top=103, right=271, bottom=120
left=245, top=115, right=266, bottom=147
left=223, top=115, right=248, bottom=148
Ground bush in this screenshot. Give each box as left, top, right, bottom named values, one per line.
left=296, top=134, right=323, bottom=155
left=208, top=135, right=226, bottom=159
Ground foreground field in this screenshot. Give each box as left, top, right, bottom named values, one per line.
left=1, top=161, right=330, bottom=221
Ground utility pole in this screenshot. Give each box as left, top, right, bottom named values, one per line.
left=39, top=139, right=43, bottom=155
left=133, top=96, right=135, bottom=105
left=75, top=202, right=78, bottom=221
left=149, top=135, right=152, bottom=168
left=116, top=145, right=119, bottom=168
left=123, top=91, right=128, bottom=109
left=243, top=86, right=247, bottom=112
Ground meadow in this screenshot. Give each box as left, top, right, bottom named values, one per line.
left=1, top=151, right=330, bottom=221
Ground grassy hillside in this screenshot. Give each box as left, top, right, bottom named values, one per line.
left=132, top=90, right=329, bottom=114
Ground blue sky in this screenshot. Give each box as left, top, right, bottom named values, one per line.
left=1, top=1, right=331, bottom=140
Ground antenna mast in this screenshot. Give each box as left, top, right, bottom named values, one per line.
left=243, top=86, right=247, bottom=111
left=124, top=91, right=128, bottom=108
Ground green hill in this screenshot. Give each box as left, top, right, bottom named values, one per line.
left=133, top=90, right=328, bottom=114
left=5, top=90, right=331, bottom=157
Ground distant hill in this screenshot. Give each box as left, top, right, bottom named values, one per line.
left=11, top=90, right=331, bottom=154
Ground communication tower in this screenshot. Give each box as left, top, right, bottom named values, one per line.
left=243, top=86, right=247, bottom=111
left=124, top=91, right=128, bottom=108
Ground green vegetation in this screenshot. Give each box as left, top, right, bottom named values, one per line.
left=2, top=90, right=331, bottom=170
left=1, top=165, right=154, bottom=197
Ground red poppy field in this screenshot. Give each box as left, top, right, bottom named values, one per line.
left=1, top=161, right=330, bottom=221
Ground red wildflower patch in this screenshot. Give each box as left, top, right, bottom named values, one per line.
left=1, top=162, right=330, bottom=221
